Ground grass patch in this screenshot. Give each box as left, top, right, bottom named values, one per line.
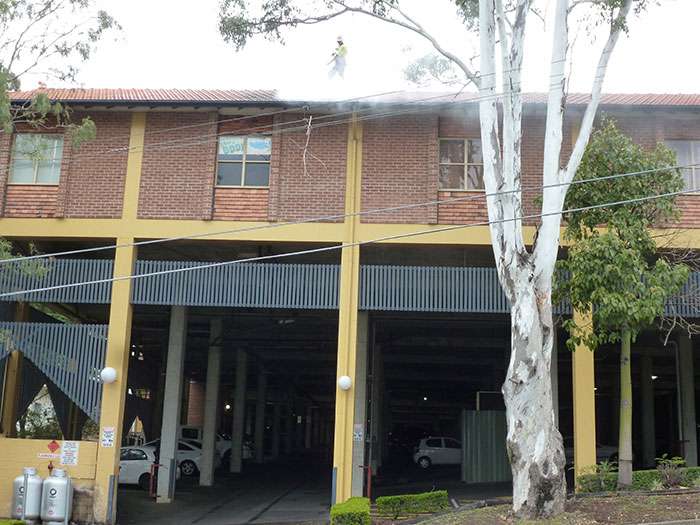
left=418, top=492, right=700, bottom=524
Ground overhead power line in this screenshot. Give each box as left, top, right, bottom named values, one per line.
left=1, top=162, right=696, bottom=265
left=5, top=64, right=579, bottom=163
left=2, top=184, right=698, bottom=299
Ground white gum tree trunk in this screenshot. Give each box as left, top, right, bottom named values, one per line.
left=477, top=0, right=633, bottom=517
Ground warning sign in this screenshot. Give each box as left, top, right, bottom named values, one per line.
left=101, top=427, right=115, bottom=448
left=60, top=441, right=79, bottom=466
left=47, top=440, right=60, bottom=453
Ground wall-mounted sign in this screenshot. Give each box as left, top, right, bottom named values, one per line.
left=101, top=427, right=115, bottom=448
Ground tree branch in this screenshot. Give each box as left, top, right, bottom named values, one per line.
left=330, top=0, right=480, bottom=86
left=565, top=0, right=633, bottom=178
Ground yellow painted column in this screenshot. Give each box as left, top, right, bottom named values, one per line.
left=93, top=112, right=144, bottom=523
left=572, top=307, right=597, bottom=486
left=121, top=112, right=147, bottom=222
left=92, top=240, right=136, bottom=523
left=0, top=303, right=29, bottom=437
left=332, top=114, right=363, bottom=504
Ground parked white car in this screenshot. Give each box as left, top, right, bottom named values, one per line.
left=413, top=437, right=462, bottom=468
left=144, top=438, right=219, bottom=477
left=180, top=427, right=253, bottom=463
left=119, top=446, right=180, bottom=489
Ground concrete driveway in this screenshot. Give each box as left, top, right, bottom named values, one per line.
left=117, top=460, right=330, bottom=525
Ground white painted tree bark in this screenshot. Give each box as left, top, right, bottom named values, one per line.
left=222, top=0, right=634, bottom=517
left=477, top=0, right=633, bottom=518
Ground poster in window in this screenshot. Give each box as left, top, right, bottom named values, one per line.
left=246, top=137, right=271, bottom=156
left=218, top=136, right=244, bottom=156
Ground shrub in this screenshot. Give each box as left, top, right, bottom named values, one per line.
left=578, top=465, right=700, bottom=492
left=330, top=497, right=370, bottom=525
left=656, top=454, right=686, bottom=488
left=0, top=520, right=26, bottom=525
left=376, top=490, right=450, bottom=519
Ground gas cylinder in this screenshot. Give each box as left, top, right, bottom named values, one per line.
left=40, top=468, right=73, bottom=525
left=11, top=467, right=43, bottom=524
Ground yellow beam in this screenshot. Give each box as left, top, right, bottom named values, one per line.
left=2, top=217, right=700, bottom=251
left=333, top=114, right=363, bottom=504
left=122, top=112, right=147, bottom=221
left=92, top=238, right=136, bottom=523
left=0, top=218, right=345, bottom=244
left=572, top=307, right=597, bottom=486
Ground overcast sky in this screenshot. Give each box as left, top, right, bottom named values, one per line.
left=30, top=0, right=699, bottom=99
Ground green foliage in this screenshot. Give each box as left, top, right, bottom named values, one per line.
left=330, top=497, right=370, bottom=525
left=577, top=466, right=700, bottom=492
left=16, top=387, right=63, bottom=440
left=0, top=520, right=26, bottom=525
left=376, top=490, right=450, bottom=519
left=219, top=0, right=482, bottom=52
left=577, top=460, right=618, bottom=492
left=656, top=454, right=686, bottom=488
left=556, top=118, right=688, bottom=352
left=404, top=53, right=463, bottom=86
left=0, top=0, right=118, bottom=137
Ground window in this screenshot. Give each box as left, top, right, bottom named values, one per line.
left=665, top=140, right=700, bottom=190
left=445, top=439, right=461, bottom=449
left=121, top=449, right=147, bottom=461
left=425, top=438, right=442, bottom=448
left=10, top=134, right=64, bottom=184
left=178, top=441, right=194, bottom=451
left=217, top=135, right=271, bottom=187
left=439, top=138, right=483, bottom=190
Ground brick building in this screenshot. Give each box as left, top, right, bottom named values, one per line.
left=0, top=88, right=699, bottom=523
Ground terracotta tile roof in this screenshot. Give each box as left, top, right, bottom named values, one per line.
left=8, top=88, right=280, bottom=105
left=8, top=87, right=700, bottom=108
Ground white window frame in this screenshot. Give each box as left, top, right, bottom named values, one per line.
left=665, top=140, right=700, bottom=192
left=9, top=133, right=64, bottom=185
left=438, top=138, right=484, bottom=191
left=216, top=135, right=271, bottom=188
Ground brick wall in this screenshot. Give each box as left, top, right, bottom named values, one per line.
left=361, top=114, right=439, bottom=224
left=0, top=113, right=130, bottom=219
left=186, top=381, right=205, bottom=427
left=270, top=114, right=347, bottom=221
left=138, top=112, right=218, bottom=220
left=213, top=187, right=269, bottom=221
left=4, top=185, right=59, bottom=217
left=61, top=112, right=130, bottom=218
left=0, top=131, right=11, bottom=216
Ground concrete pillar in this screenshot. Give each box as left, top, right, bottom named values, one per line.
left=350, top=312, right=369, bottom=497
left=295, top=400, right=304, bottom=450
left=370, top=343, right=384, bottom=472
left=254, top=369, right=267, bottom=464
left=200, top=318, right=222, bottom=486
left=157, top=306, right=188, bottom=503
left=552, top=327, right=559, bottom=428
left=271, top=403, right=281, bottom=459
left=640, top=354, right=655, bottom=468
left=284, top=396, right=295, bottom=455
left=572, top=308, right=597, bottom=484
left=679, top=337, right=697, bottom=466
left=230, top=349, right=247, bottom=473
left=305, top=405, right=313, bottom=449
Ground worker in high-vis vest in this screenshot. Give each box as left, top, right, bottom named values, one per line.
left=328, top=36, right=348, bottom=79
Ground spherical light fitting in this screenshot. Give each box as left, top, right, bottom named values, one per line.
left=100, top=367, right=118, bottom=384
left=338, top=375, right=352, bottom=391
